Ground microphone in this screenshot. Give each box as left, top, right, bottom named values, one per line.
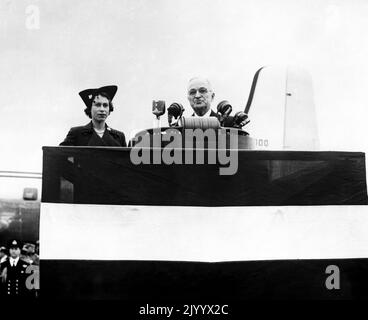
left=167, top=103, right=184, bottom=126
left=216, top=100, right=233, bottom=126
left=232, top=111, right=249, bottom=128
left=152, top=100, right=166, bottom=120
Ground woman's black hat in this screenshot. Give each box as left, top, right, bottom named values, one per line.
left=79, top=85, right=118, bottom=107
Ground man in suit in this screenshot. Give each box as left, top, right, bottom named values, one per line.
left=187, top=77, right=218, bottom=118
left=0, top=240, right=31, bottom=299
left=60, top=85, right=127, bottom=147
left=187, top=77, right=248, bottom=129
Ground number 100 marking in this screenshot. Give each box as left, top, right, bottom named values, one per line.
left=255, top=139, right=269, bottom=147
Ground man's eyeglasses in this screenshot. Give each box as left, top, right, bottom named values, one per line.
left=188, top=87, right=209, bottom=96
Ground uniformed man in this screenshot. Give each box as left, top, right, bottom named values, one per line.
left=21, top=243, right=39, bottom=265
left=0, top=240, right=31, bottom=299
left=21, top=243, right=32, bottom=264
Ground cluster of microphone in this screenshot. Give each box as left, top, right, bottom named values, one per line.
left=152, top=100, right=249, bottom=129
left=152, top=100, right=184, bottom=127
left=216, top=100, right=249, bottom=129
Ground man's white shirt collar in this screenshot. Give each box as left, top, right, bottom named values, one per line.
left=193, top=108, right=212, bottom=118
left=9, top=256, right=19, bottom=266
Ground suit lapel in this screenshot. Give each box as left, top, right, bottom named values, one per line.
left=210, top=110, right=218, bottom=117
left=191, top=110, right=219, bottom=119
left=80, top=122, right=120, bottom=146
left=88, top=130, right=107, bottom=146
left=102, top=127, right=121, bottom=146
left=80, top=122, right=105, bottom=146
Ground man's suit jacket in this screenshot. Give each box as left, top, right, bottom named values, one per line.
left=193, top=110, right=235, bottom=127
left=209, top=110, right=219, bottom=118
left=192, top=110, right=219, bottom=119
left=60, top=122, right=127, bottom=147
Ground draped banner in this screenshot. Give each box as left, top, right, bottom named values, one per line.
left=40, top=147, right=368, bottom=299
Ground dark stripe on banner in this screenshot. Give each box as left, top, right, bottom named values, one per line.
left=42, top=147, right=367, bottom=206
left=40, top=259, right=368, bottom=300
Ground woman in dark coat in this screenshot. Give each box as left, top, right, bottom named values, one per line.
left=60, top=85, right=127, bottom=147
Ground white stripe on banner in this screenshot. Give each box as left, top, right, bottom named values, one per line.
left=40, top=203, right=368, bottom=262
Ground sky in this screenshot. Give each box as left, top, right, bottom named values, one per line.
left=1, top=0, right=368, bottom=174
